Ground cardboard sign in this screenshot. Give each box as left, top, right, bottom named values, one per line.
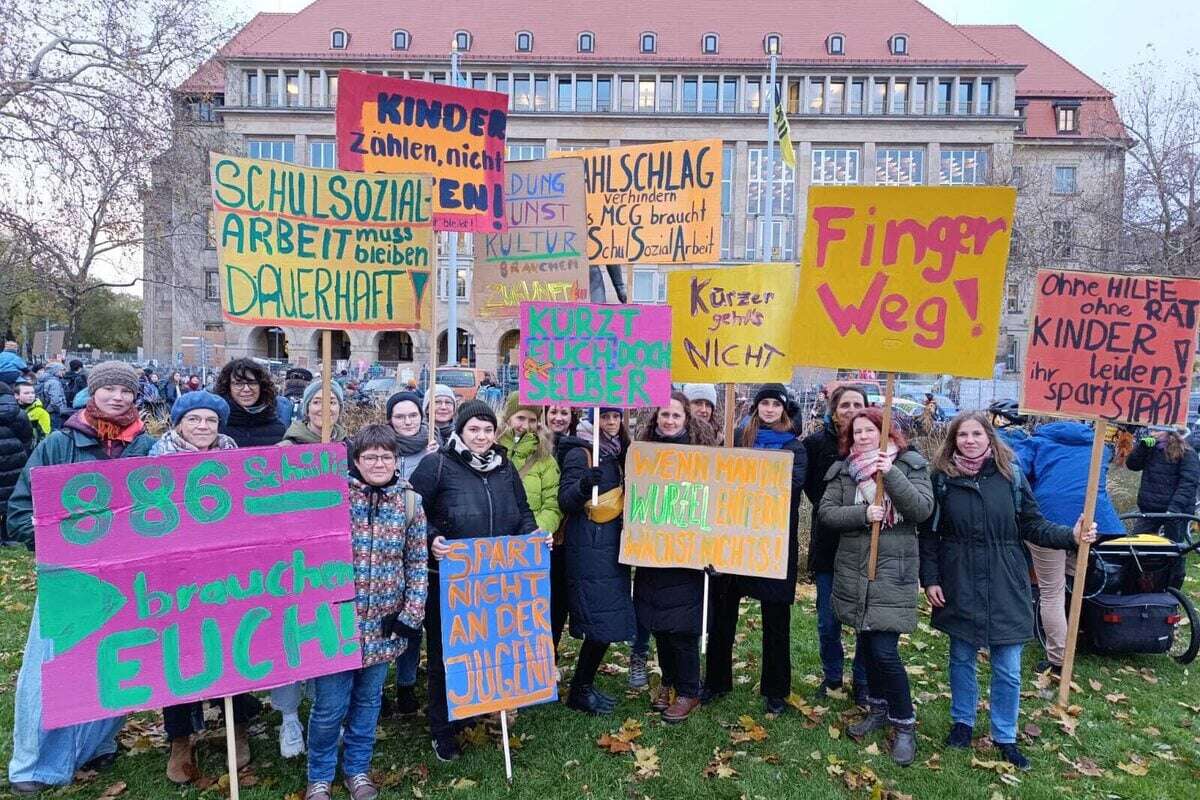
left=439, top=532, right=556, bottom=720
left=518, top=301, right=672, bottom=408
left=210, top=153, right=433, bottom=330
left=32, top=444, right=358, bottom=729
left=668, top=264, right=799, bottom=382
left=619, top=443, right=793, bottom=579
left=1021, top=269, right=1200, bottom=426
left=794, top=186, right=1015, bottom=377
left=336, top=70, right=508, bottom=232
left=472, top=159, right=590, bottom=318
left=557, top=140, right=722, bottom=264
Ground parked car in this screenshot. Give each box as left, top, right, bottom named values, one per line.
left=899, top=392, right=958, bottom=421
left=360, top=377, right=403, bottom=403
left=437, top=367, right=486, bottom=401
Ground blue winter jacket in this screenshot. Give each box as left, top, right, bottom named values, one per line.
left=0, top=350, right=28, bottom=387
left=1009, top=421, right=1124, bottom=534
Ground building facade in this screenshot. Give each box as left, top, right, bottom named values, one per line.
left=143, top=0, right=1127, bottom=376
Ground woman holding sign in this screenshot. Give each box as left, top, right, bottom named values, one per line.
left=818, top=407, right=933, bottom=767
left=6, top=362, right=155, bottom=795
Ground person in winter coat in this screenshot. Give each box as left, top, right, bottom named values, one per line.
left=818, top=407, right=933, bottom=766
left=0, top=342, right=28, bottom=387
left=35, top=364, right=68, bottom=428
left=1009, top=421, right=1123, bottom=674
left=634, top=391, right=717, bottom=724
left=6, top=362, right=154, bottom=795
left=282, top=381, right=348, bottom=445
left=284, top=368, right=313, bottom=410
left=160, top=371, right=181, bottom=408
left=0, top=382, right=34, bottom=546
left=12, top=379, right=49, bottom=444
left=216, top=359, right=286, bottom=448
left=425, top=384, right=458, bottom=446
left=305, top=425, right=427, bottom=800
left=558, top=407, right=636, bottom=714
left=61, top=360, right=87, bottom=410
left=802, top=383, right=870, bottom=701
left=920, top=412, right=1095, bottom=771
left=409, top=400, right=542, bottom=762
left=1125, top=427, right=1200, bottom=541
left=703, top=384, right=807, bottom=715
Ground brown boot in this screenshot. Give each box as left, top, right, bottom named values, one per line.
left=234, top=725, right=251, bottom=769
left=650, top=685, right=673, bottom=712
left=166, top=737, right=195, bottom=784
left=662, top=696, right=701, bottom=724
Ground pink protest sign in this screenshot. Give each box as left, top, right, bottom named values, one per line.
left=518, top=301, right=672, bottom=408
left=32, top=444, right=359, bottom=729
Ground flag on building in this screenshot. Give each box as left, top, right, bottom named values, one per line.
left=773, top=91, right=796, bottom=170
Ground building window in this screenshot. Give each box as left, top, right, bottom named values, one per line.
left=745, top=78, right=762, bottom=113
left=889, top=34, right=908, bottom=55
left=825, top=80, right=845, bottom=114
left=438, top=262, right=469, bottom=300
left=495, top=75, right=510, bottom=108
left=285, top=72, right=299, bottom=106
left=534, top=76, right=549, bottom=111
left=702, top=33, right=719, bottom=54
left=245, top=72, right=259, bottom=105
left=454, top=31, right=471, bottom=52
left=640, top=32, right=656, bottom=53
left=513, top=76, right=532, bottom=110
left=871, top=80, right=887, bottom=114
left=188, top=97, right=220, bottom=122
left=1010, top=227, right=1024, bottom=261
left=557, top=77, right=572, bottom=111
left=1056, top=103, right=1080, bottom=133
left=939, top=148, right=989, bottom=185
left=1006, top=282, right=1022, bottom=314
left=937, top=80, right=953, bottom=114
left=806, top=79, right=824, bottom=113
left=721, top=77, right=738, bottom=113
left=309, top=140, right=336, bottom=169
left=596, top=77, right=611, bottom=111
left=638, top=78, right=656, bottom=111
left=575, top=77, right=594, bottom=111
left=1053, top=166, right=1078, bottom=195
left=330, top=29, right=347, bottom=50
left=1005, top=337, right=1020, bottom=372
left=849, top=80, right=865, bottom=114
left=204, top=271, right=220, bottom=301
left=1052, top=220, right=1074, bottom=259
left=721, top=145, right=734, bottom=260
left=578, top=32, right=594, bottom=53
left=506, top=143, right=546, bottom=162
left=957, top=81, right=974, bottom=115
left=827, top=34, right=845, bottom=55
left=912, top=80, right=928, bottom=115
left=980, top=80, right=994, bottom=114
left=328, top=74, right=338, bottom=106
left=811, top=148, right=861, bottom=185
left=701, top=76, right=718, bottom=113
left=392, top=30, right=409, bottom=50
left=892, top=80, right=909, bottom=114
left=516, top=31, right=533, bottom=52
left=632, top=269, right=666, bottom=304
left=764, top=33, right=781, bottom=55
left=658, top=78, right=675, bottom=112
left=746, top=147, right=796, bottom=260
left=619, top=77, right=635, bottom=111
left=875, top=147, right=925, bottom=185
left=246, top=138, right=295, bottom=163
left=1015, top=100, right=1028, bottom=133
left=265, top=72, right=280, bottom=106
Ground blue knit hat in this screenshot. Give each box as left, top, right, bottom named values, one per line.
left=301, top=380, right=345, bottom=421
left=171, top=391, right=230, bottom=427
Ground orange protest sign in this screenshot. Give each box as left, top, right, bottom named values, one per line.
left=1021, top=269, right=1200, bottom=426
left=793, top=186, right=1015, bottom=377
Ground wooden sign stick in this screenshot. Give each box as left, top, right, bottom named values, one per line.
left=866, top=374, right=895, bottom=582
left=223, top=695, right=240, bottom=800
left=500, top=709, right=514, bottom=782
left=428, top=254, right=440, bottom=446
left=1058, top=419, right=1107, bottom=707
left=319, top=330, right=333, bottom=445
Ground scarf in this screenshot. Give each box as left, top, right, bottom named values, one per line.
left=653, top=427, right=690, bottom=444
left=578, top=428, right=622, bottom=459
left=395, top=425, right=430, bottom=457
left=448, top=431, right=504, bottom=473
left=434, top=421, right=454, bottom=446
left=953, top=447, right=993, bottom=477
left=227, top=400, right=278, bottom=428
left=847, top=444, right=900, bottom=527
left=284, top=417, right=347, bottom=444
left=152, top=428, right=238, bottom=455
left=754, top=428, right=795, bottom=450
left=82, top=399, right=143, bottom=458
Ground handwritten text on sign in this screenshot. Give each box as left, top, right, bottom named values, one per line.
left=794, top=186, right=1015, bottom=377
left=32, top=444, right=358, bottom=729
left=619, top=443, right=793, bottom=579
left=557, top=140, right=722, bottom=264
left=336, top=71, right=508, bottom=232
left=518, top=301, right=672, bottom=408
left=472, top=159, right=590, bottom=318
left=210, top=153, right=433, bottom=330
left=668, top=264, right=798, bottom=382
left=1021, top=269, right=1200, bottom=426
left=440, top=533, right=556, bottom=720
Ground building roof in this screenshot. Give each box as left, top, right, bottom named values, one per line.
left=957, top=24, right=1111, bottom=97
left=179, top=12, right=294, bottom=92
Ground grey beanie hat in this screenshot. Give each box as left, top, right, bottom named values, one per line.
left=87, top=361, right=140, bottom=395
left=682, top=383, right=718, bottom=406
left=301, top=380, right=345, bottom=421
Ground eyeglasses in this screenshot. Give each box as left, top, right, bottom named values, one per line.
left=231, top=381, right=259, bottom=390
left=358, top=454, right=397, bottom=466
left=181, top=415, right=217, bottom=426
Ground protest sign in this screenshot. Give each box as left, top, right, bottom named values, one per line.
left=210, top=153, right=433, bottom=330
left=794, top=186, right=1015, bottom=377
left=439, top=532, right=556, bottom=720
left=1020, top=269, right=1200, bottom=426
left=472, top=159, right=590, bottom=318
left=667, top=263, right=798, bottom=382
left=336, top=70, right=508, bottom=232
left=518, top=301, right=672, bottom=408
left=619, top=442, right=793, bottom=579
left=32, top=444, right=357, bottom=729
left=556, top=140, right=722, bottom=264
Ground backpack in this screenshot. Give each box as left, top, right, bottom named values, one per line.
left=929, top=464, right=1025, bottom=534
left=62, top=372, right=87, bottom=406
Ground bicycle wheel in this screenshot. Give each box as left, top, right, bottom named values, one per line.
left=1167, top=587, right=1200, bottom=664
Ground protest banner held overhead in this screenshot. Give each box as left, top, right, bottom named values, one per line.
left=518, top=301, right=672, bottom=408
left=472, top=158, right=590, bottom=318
left=556, top=139, right=722, bottom=264
left=210, top=153, right=433, bottom=330
left=619, top=442, right=793, bottom=580
left=32, top=444, right=358, bottom=729
left=1021, top=269, right=1200, bottom=426
left=667, top=263, right=799, bottom=383
left=439, top=532, right=557, bottom=720
left=336, top=70, right=508, bottom=232
left=794, top=186, right=1015, bottom=377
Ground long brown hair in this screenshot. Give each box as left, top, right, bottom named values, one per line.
left=837, top=407, right=907, bottom=457
left=1165, top=432, right=1188, bottom=463
left=741, top=400, right=794, bottom=447
left=498, top=412, right=555, bottom=477
left=640, top=391, right=717, bottom=447
left=932, top=411, right=1016, bottom=480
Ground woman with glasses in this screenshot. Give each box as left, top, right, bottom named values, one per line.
left=215, top=359, right=286, bottom=449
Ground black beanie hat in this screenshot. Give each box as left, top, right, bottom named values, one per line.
left=753, top=383, right=789, bottom=408
left=455, top=399, right=498, bottom=434
left=386, top=390, right=424, bottom=421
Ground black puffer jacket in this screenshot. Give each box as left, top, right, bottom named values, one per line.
left=732, top=435, right=808, bottom=605
left=0, top=387, right=34, bottom=509
left=220, top=400, right=286, bottom=448
left=802, top=423, right=842, bottom=573
left=558, top=434, right=636, bottom=644
left=1125, top=438, right=1200, bottom=517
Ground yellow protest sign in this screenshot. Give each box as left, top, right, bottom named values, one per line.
left=794, top=186, right=1015, bottom=377
left=667, top=264, right=798, bottom=382
left=210, top=153, right=434, bottom=330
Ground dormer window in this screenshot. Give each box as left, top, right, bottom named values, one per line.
left=330, top=29, right=347, bottom=50
left=826, top=34, right=845, bottom=56
left=889, top=34, right=908, bottom=55
left=1054, top=100, right=1081, bottom=133
left=392, top=30, right=409, bottom=51
left=454, top=30, right=471, bottom=52
left=578, top=31, right=594, bottom=53
left=764, top=33, right=781, bottom=55
left=701, top=33, right=718, bottom=54
left=640, top=32, right=656, bottom=54
left=516, top=31, right=533, bottom=52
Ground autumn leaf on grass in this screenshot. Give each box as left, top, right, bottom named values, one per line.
left=703, top=749, right=738, bottom=779
left=1022, top=723, right=1042, bottom=740
left=1117, top=754, right=1149, bottom=776
left=865, top=742, right=881, bottom=756
left=1088, top=678, right=1103, bottom=691
left=1104, top=692, right=1129, bottom=705
left=598, top=718, right=643, bottom=753
left=922, top=753, right=942, bottom=771
left=970, top=756, right=1016, bottom=775
left=632, top=745, right=660, bottom=779
left=449, top=777, right=478, bottom=790
left=461, top=723, right=490, bottom=748
left=828, top=724, right=841, bottom=740
left=1073, top=757, right=1105, bottom=778
left=731, top=715, right=769, bottom=744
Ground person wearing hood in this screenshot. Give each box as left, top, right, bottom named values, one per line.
left=0, top=341, right=28, bottom=387
left=0, top=381, right=33, bottom=547
left=425, top=384, right=458, bottom=446
left=12, top=378, right=49, bottom=445
left=216, top=359, right=286, bottom=448
left=35, top=364, right=68, bottom=428
left=6, top=362, right=154, bottom=795
left=282, top=381, right=348, bottom=445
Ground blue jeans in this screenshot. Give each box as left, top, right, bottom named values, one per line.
left=394, top=629, right=422, bottom=689
left=9, top=600, right=124, bottom=786
left=814, top=572, right=867, bottom=687
left=270, top=682, right=305, bottom=715
left=307, top=663, right=389, bottom=782
left=949, top=637, right=1023, bottom=744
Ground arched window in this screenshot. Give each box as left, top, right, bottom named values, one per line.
left=578, top=31, right=594, bottom=53
left=454, top=30, right=471, bottom=52
left=391, top=30, right=409, bottom=51
left=516, top=31, right=533, bottom=52
left=890, top=34, right=908, bottom=55
left=764, top=33, right=782, bottom=55
left=826, top=33, right=845, bottom=55
left=640, top=32, right=656, bottom=54
left=330, top=29, right=348, bottom=50
left=701, top=33, right=719, bottom=54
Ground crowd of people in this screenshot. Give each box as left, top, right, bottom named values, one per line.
left=9, top=349, right=1200, bottom=799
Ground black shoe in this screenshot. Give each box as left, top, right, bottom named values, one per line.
left=998, top=743, right=1031, bottom=771
left=1034, top=660, right=1062, bottom=676
left=432, top=736, right=461, bottom=762
left=566, top=686, right=614, bottom=715
left=591, top=688, right=616, bottom=709
left=395, top=686, right=419, bottom=715
left=945, top=722, right=973, bottom=749
left=699, top=684, right=730, bottom=705
left=81, top=752, right=117, bottom=772
left=9, top=782, right=48, bottom=797
left=764, top=696, right=786, bottom=715
left=813, top=678, right=842, bottom=699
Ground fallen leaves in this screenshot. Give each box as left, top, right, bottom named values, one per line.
left=632, top=745, right=660, bottom=779
left=449, top=777, right=477, bottom=790
left=596, top=718, right=643, bottom=754
left=730, top=715, right=769, bottom=744
left=702, top=749, right=738, bottom=779
left=970, top=756, right=1016, bottom=775
left=1117, top=754, right=1150, bottom=776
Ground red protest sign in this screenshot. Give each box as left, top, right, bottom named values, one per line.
left=1021, top=269, right=1200, bottom=426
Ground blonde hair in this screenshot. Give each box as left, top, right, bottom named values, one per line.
left=498, top=412, right=555, bottom=477
left=931, top=411, right=1016, bottom=481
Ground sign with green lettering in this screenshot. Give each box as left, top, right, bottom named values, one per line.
left=31, top=444, right=359, bottom=728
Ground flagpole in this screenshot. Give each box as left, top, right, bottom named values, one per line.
left=763, top=47, right=778, bottom=264
left=446, top=42, right=461, bottom=366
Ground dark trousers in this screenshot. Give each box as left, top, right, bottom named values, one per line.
left=705, top=585, right=792, bottom=699
left=163, top=694, right=260, bottom=741
left=655, top=632, right=700, bottom=698
left=425, top=572, right=454, bottom=742
left=551, top=544, right=569, bottom=651
left=859, top=631, right=914, bottom=721
left=569, top=639, right=609, bottom=690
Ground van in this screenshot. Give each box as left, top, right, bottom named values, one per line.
left=437, top=367, right=486, bottom=401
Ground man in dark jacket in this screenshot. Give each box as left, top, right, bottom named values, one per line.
left=0, top=382, right=34, bottom=546
left=61, top=360, right=87, bottom=409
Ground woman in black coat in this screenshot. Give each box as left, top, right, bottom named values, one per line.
left=215, top=358, right=286, bottom=448
left=634, top=391, right=717, bottom=724
left=409, top=400, right=541, bottom=762
left=1125, top=428, right=1200, bottom=541
left=0, top=381, right=34, bottom=544
left=558, top=407, right=635, bottom=715
left=703, top=384, right=806, bottom=715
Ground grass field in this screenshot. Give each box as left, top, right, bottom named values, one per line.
left=1, top=468, right=1198, bottom=800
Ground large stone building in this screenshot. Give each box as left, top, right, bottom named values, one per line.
left=143, top=0, right=1127, bottom=376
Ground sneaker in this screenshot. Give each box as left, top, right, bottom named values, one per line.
left=998, top=743, right=1031, bottom=771
left=629, top=653, right=648, bottom=689
left=343, top=773, right=379, bottom=800
left=764, top=696, right=786, bottom=715
left=432, top=736, right=461, bottom=762
left=1034, top=660, right=1062, bottom=676
left=945, top=722, right=973, bottom=749
left=394, top=686, right=419, bottom=715
left=279, top=716, right=305, bottom=758
left=304, top=781, right=332, bottom=800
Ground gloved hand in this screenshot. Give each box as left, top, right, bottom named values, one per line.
left=381, top=612, right=420, bottom=640
left=1141, top=435, right=1157, bottom=448
left=579, top=466, right=605, bottom=490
